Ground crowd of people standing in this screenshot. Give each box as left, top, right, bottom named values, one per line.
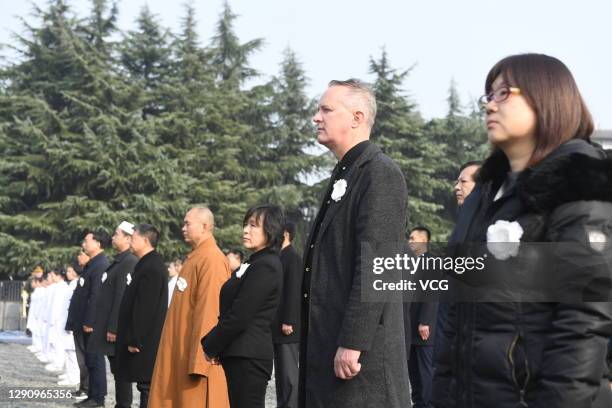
left=21, top=52, right=612, bottom=408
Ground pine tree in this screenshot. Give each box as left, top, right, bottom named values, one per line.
left=80, top=0, right=118, bottom=56
left=0, top=1, right=189, bottom=276
left=446, top=78, right=462, bottom=120
left=119, top=6, right=172, bottom=118
left=268, top=48, right=319, bottom=186
left=209, top=1, right=263, bottom=85
left=424, top=79, right=489, bottom=228
left=154, top=1, right=267, bottom=249
left=369, top=49, right=451, bottom=237
left=263, top=48, right=327, bottom=248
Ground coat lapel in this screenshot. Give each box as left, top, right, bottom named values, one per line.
left=316, top=144, right=381, bottom=242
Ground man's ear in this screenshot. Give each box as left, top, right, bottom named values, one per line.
left=352, top=110, right=366, bottom=128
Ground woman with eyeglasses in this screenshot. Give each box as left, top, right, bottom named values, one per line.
left=433, top=53, right=612, bottom=408
left=201, top=204, right=284, bottom=408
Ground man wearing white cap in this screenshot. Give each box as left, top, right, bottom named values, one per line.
left=87, top=221, right=138, bottom=408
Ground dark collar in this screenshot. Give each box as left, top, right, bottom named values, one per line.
left=88, top=252, right=107, bottom=266
left=339, top=140, right=371, bottom=170
left=518, top=150, right=612, bottom=213
left=113, top=250, right=131, bottom=263
left=477, top=140, right=612, bottom=213
left=247, top=247, right=276, bottom=263
left=139, top=249, right=158, bottom=262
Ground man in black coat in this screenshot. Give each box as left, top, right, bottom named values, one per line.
left=87, top=221, right=137, bottom=408
left=70, top=230, right=111, bottom=407
left=406, top=227, right=438, bottom=408
left=299, top=79, right=410, bottom=408
left=273, top=221, right=303, bottom=408
left=116, top=224, right=168, bottom=408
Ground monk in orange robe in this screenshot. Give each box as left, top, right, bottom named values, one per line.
left=149, top=207, right=230, bottom=408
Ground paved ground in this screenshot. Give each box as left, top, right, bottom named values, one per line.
left=0, top=331, right=276, bottom=407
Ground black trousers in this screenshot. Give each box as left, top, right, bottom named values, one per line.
left=73, top=331, right=89, bottom=394
left=108, top=355, right=133, bottom=408
left=408, top=345, right=434, bottom=408
left=433, top=302, right=449, bottom=355
left=84, top=333, right=107, bottom=403
left=222, top=357, right=272, bottom=408
left=273, top=343, right=299, bottom=408
left=136, top=382, right=150, bottom=408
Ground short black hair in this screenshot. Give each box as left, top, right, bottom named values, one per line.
left=227, top=249, right=244, bottom=263
left=135, top=224, right=160, bottom=248
left=70, top=262, right=82, bottom=275
left=459, top=161, right=482, bottom=173
left=86, top=229, right=111, bottom=249
left=284, top=221, right=297, bottom=242
left=409, top=226, right=431, bottom=242
left=243, top=204, right=285, bottom=253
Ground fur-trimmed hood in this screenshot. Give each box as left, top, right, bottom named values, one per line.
left=477, top=139, right=612, bottom=213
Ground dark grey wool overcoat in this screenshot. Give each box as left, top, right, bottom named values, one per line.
left=87, top=250, right=137, bottom=356
left=299, top=143, right=411, bottom=408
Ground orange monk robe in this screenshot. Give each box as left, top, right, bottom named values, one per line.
left=149, top=236, right=230, bottom=408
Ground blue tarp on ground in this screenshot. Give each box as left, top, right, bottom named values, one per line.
left=0, top=330, right=31, bottom=344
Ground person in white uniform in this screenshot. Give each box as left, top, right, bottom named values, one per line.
left=37, top=274, right=53, bottom=363
left=167, top=258, right=182, bottom=307
left=59, top=265, right=81, bottom=386
left=27, top=278, right=44, bottom=353
left=45, top=270, right=70, bottom=372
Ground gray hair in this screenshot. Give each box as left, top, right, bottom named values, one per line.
left=328, top=78, right=377, bottom=129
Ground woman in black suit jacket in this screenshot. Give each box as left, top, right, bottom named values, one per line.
left=202, top=204, right=284, bottom=408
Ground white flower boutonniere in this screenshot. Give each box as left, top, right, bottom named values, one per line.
left=101, top=272, right=107, bottom=283
left=176, top=277, right=188, bottom=292
left=236, top=263, right=250, bottom=279
left=79, top=277, right=85, bottom=287
left=486, top=220, right=524, bottom=260
left=588, top=230, right=607, bottom=252
left=331, top=179, right=347, bottom=202
left=126, top=273, right=132, bottom=286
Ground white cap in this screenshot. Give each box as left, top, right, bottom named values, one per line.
left=118, top=221, right=135, bottom=235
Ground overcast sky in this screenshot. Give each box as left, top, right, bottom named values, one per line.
left=1, top=0, right=611, bottom=129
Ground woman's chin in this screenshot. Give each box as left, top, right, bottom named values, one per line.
left=487, top=132, right=507, bottom=147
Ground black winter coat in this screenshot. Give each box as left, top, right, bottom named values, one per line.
left=433, top=140, right=612, bottom=408
left=115, top=250, right=168, bottom=382
left=272, top=244, right=303, bottom=344
left=202, top=248, right=282, bottom=360
left=87, top=250, right=137, bottom=355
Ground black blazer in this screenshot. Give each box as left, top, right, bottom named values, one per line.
left=65, top=252, right=110, bottom=331
left=202, top=248, right=282, bottom=360
left=115, top=250, right=168, bottom=382
left=272, top=244, right=303, bottom=344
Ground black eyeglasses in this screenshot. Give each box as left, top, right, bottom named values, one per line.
left=478, top=86, right=521, bottom=111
